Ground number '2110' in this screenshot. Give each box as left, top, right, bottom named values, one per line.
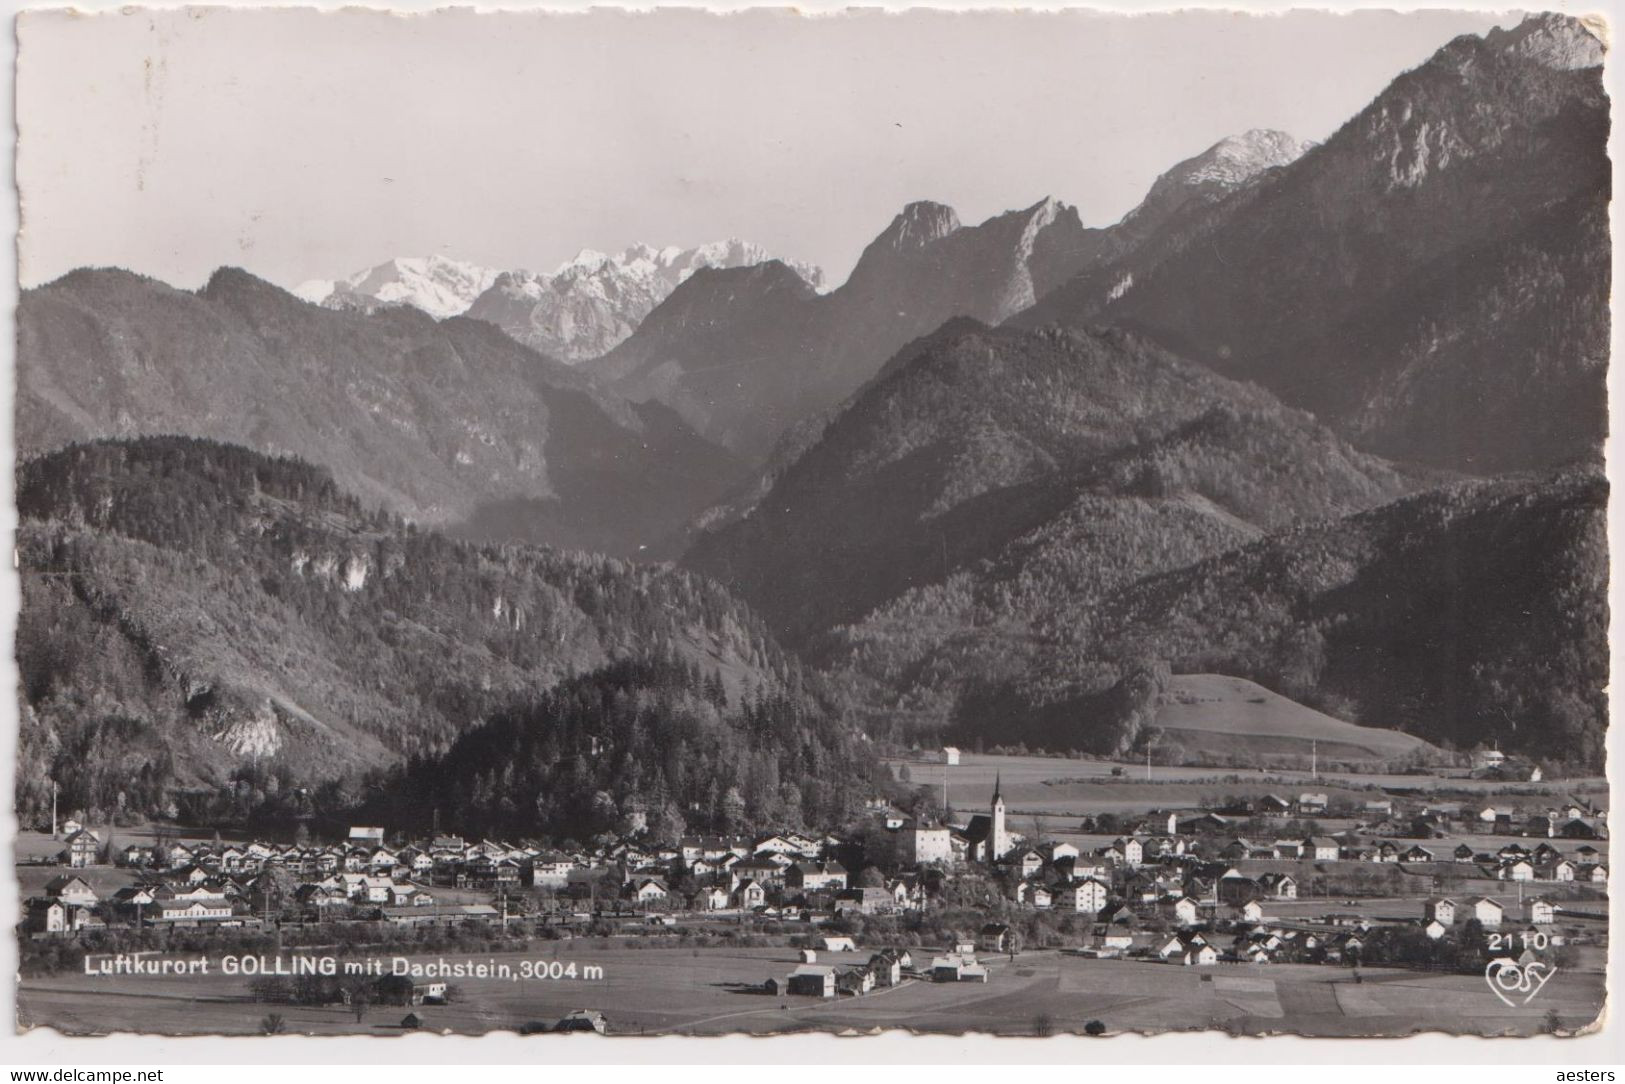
left=1489, top=931, right=1549, bottom=951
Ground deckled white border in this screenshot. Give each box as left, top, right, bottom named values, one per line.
left=0, top=0, right=1619, bottom=1065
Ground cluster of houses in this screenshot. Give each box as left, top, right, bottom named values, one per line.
left=25, top=823, right=933, bottom=938
left=1122, top=890, right=1571, bottom=968
left=781, top=944, right=919, bottom=998
left=885, top=787, right=1606, bottom=916
left=25, top=779, right=1608, bottom=983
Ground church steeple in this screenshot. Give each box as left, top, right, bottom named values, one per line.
left=989, top=772, right=1007, bottom=862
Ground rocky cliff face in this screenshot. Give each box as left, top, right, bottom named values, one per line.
left=1014, top=14, right=1609, bottom=474
left=590, top=196, right=1106, bottom=458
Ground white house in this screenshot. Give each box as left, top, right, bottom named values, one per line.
left=1470, top=897, right=1505, bottom=928
left=1056, top=879, right=1109, bottom=915
left=902, top=822, right=955, bottom=867
left=1303, top=837, right=1340, bottom=861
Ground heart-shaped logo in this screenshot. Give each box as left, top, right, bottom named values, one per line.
left=1484, top=956, right=1557, bottom=1007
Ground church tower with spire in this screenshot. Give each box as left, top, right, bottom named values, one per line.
left=990, top=772, right=1009, bottom=861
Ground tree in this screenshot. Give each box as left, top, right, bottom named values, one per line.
left=1084, top=1020, right=1106, bottom=1036
left=260, top=1013, right=287, bottom=1036
left=856, top=866, right=886, bottom=888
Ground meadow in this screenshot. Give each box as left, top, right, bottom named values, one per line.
left=17, top=942, right=1604, bottom=1038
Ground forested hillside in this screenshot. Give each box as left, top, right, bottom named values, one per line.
left=364, top=657, right=870, bottom=843
left=944, top=470, right=1608, bottom=769
left=16, top=438, right=846, bottom=829
left=687, top=321, right=1412, bottom=646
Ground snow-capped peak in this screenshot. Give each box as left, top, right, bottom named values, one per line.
left=458, top=239, right=824, bottom=363
left=299, top=254, right=502, bottom=319
left=298, top=239, right=822, bottom=359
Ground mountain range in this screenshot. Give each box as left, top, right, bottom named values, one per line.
left=677, top=15, right=1608, bottom=765
left=296, top=241, right=824, bottom=362
left=587, top=126, right=1303, bottom=458
left=1014, top=12, right=1609, bottom=474
left=18, top=266, right=743, bottom=557
left=13, top=13, right=1610, bottom=810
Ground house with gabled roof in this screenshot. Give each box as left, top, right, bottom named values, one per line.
left=785, top=860, right=847, bottom=893
left=1424, top=897, right=1456, bottom=925
left=1469, top=897, right=1504, bottom=928
left=1258, top=873, right=1297, bottom=900
left=44, top=875, right=98, bottom=907
left=1526, top=897, right=1557, bottom=925
left=62, top=828, right=100, bottom=868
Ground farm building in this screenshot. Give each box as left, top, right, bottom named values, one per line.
left=837, top=967, right=876, bottom=996
left=930, top=954, right=987, bottom=983
left=554, top=1009, right=608, bottom=1034
left=867, top=952, right=903, bottom=987
left=787, top=965, right=836, bottom=998
left=979, top=923, right=1013, bottom=953
left=942, top=747, right=961, bottom=766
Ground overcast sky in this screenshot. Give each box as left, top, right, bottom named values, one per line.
left=18, top=7, right=1511, bottom=291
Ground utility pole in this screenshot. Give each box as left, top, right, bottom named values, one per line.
left=50, top=780, right=58, bottom=839
left=1311, top=741, right=1318, bottom=781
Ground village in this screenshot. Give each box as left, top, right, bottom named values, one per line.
left=15, top=751, right=1611, bottom=1036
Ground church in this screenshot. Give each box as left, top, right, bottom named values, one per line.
left=962, top=774, right=1016, bottom=864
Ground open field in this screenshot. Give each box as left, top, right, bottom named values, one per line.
left=15, top=863, right=144, bottom=900
left=1154, top=675, right=1441, bottom=761
left=891, top=753, right=1608, bottom=819
left=18, top=943, right=1604, bottom=1038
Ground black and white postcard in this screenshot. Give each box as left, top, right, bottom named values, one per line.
left=10, top=5, right=1612, bottom=1041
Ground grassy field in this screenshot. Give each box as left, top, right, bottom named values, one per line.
left=894, top=753, right=1607, bottom=819
left=15, top=863, right=144, bottom=900
left=17, top=942, right=1605, bottom=1038
left=1155, top=675, right=1441, bottom=761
